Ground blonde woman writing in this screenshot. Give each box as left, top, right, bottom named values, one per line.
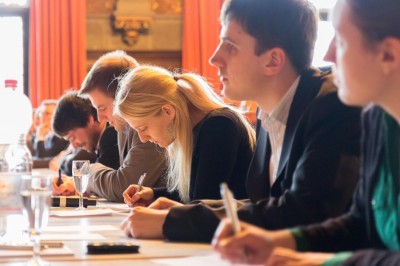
left=115, top=65, right=255, bottom=207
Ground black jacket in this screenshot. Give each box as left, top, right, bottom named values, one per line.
left=59, top=125, right=119, bottom=176
left=163, top=69, right=362, bottom=242
left=299, top=106, right=400, bottom=266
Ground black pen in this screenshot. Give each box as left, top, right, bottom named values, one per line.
left=57, top=168, right=63, bottom=186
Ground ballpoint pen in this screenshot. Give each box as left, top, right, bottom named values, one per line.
left=220, top=183, right=240, bottom=233
left=137, top=172, right=147, bottom=192
left=220, top=182, right=247, bottom=262
left=56, top=168, right=63, bottom=186
left=128, top=173, right=147, bottom=207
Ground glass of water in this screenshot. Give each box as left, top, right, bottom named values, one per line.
left=72, top=160, right=90, bottom=211
left=20, top=174, right=52, bottom=266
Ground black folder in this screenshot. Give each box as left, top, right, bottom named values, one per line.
left=51, top=196, right=97, bottom=208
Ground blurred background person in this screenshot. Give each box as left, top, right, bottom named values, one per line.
left=31, top=99, right=69, bottom=168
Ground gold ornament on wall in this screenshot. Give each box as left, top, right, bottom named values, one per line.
left=112, top=15, right=152, bottom=46
left=150, top=0, right=182, bottom=14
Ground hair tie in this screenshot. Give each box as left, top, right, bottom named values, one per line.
left=173, top=74, right=180, bottom=82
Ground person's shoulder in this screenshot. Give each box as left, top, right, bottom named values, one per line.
left=302, top=67, right=337, bottom=98
left=195, top=108, right=245, bottom=138
left=202, top=108, right=242, bottom=127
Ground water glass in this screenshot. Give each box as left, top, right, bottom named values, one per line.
left=72, top=160, right=90, bottom=210
left=20, top=174, right=52, bottom=266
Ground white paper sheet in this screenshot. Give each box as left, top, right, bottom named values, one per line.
left=150, top=254, right=232, bottom=266
left=41, top=233, right=105, bottom=241
left=43, top=225, right=118, bottom=232
left=0, top=246, right=73, bottom=258
left=95, top=202, right=131, bottom=213
left=50, top=208, right=113, bottom=217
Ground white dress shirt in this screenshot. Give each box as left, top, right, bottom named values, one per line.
left=258, top=76, right=300, bottom=186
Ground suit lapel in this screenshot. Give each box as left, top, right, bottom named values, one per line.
left=273, top=69, right=324, bottom=187
left=247, top=124, right=272, bottom=201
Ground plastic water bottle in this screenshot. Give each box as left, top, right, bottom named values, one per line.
left=0, top=79, right=33, bottom=241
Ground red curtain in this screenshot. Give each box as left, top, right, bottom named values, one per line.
left=29, top=0, right=87, bottom=107
left=182, top=0, right=224, bottom=95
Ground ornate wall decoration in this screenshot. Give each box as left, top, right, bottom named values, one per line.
left=87, top=0, right=117, bottom=14
left=111, top=15, right=152, bottom=46
left=150, top=0, right=182, bottom=14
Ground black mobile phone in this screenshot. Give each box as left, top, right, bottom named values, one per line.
left=87, top=242, right=140, bottom=254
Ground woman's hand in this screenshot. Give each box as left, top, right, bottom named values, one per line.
left=122, top=185, right=155, bottom=207
left=266, top=247, right=334, bottom=266
left=120, top=207, right=168, bottom=239
left=213, top=219, right=296, bottom=265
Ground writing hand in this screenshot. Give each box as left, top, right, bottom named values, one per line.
left=120, top=207, right=168, bottom=239
left=122, top=185, right=154, bottom=207
left=213, top=219, right=287, bottom=265
left=51, top=176, right=76, bottom=196
left=266, top=247, right=334, bottom=266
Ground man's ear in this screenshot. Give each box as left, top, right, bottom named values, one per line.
left=379, top=37, right=400, bottom=75
left=87, top=115, right=96, bottom=126
left=261, top=47, right=286, bottom=75
left=161, top=104, right=176, bottom=119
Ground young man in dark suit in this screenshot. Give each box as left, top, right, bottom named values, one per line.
left=120, top=0, right=361, bottom=241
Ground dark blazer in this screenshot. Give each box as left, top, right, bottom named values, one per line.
left=59, top=125, right=119, bottom=176
left=299, top=107, right=400, bottom=266
left=153, top=108, right=253, bottom=202
left=162, top=69, right=362, bottom=242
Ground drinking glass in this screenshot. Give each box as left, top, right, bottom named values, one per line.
left=20, top=174, right=52, bottom=266
left=72, top=160, right=90, bottom=210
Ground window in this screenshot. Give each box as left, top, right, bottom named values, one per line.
left=309, top=0, right=337, bottom=67
left=0, top=0, right=29, bottom=94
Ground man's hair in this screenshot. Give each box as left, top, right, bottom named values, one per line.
left=79, top=50, right=139, bottom=98
left=220, top=0, right=318, bottom=73
left=52, top=91, right=98, bottom=137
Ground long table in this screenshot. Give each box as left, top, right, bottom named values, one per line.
left=0, top=208, right=225, bottom=265
left=0, top=168, right=229, bottom=265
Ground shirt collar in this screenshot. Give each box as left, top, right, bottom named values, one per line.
left=258, top=75, right=300, bottom=126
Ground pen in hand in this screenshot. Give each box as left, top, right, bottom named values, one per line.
left=220, top=182, right=247, bottom=262
left=220, top=183, right=240, bottom=233
left=137, top=172, right=147, bottom=193
left=128, top=173, right=147, bottom=207
left=56, top=168, right=63, bottom=186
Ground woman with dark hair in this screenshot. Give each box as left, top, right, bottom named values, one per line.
left=213, top=0, right=400, bottom=265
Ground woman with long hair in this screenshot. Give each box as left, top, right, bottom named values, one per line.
left=114, top=65, right=255, bottom=204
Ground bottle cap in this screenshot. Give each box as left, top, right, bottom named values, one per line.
left=4, top=79, right=17, bottom=89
